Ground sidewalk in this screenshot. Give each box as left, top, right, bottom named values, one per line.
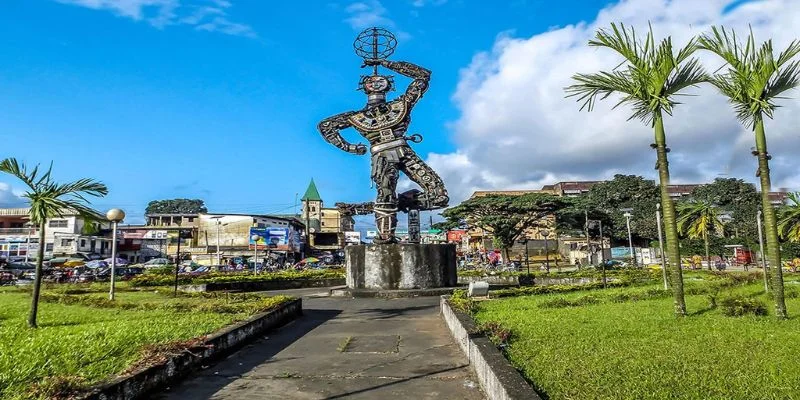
left=158, top=292, right=484, bottom=400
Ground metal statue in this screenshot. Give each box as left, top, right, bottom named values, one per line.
left=318, top=27, right=449, bottom=244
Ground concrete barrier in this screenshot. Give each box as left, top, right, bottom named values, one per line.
left=440, top=296, right=541, bottom=400
left=79, top=298, right=302, bottom=400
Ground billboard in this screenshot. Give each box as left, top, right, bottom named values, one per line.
left=142, top=230, right=169, bottom=240
left=250, top=227, right=300, bottom=252
left=345, top=231, right=361, bottom=244
left=366, top=230, right=378, bottom=239
left=447, top=230, right=467, bottom=243
left=610, top=247, right=632, bottom=259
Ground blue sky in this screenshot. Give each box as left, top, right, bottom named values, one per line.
left=3, top=0, right=799, bottom=230
left=0, top=0, right=612, bottom=224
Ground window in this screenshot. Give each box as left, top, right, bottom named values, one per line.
left=60, top=239, right=73, bottom=247
left=10, top=222, right=23, bottom=228
left=311, top=206, right=316, bottom=212
left=80, top=239, right=86, bottom=247
left=187, top=217, right=194, bottom=222
left=49, top=220, right=68, bottom=228
left=45, top=243, right=54, bottom=252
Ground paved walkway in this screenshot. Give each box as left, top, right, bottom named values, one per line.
left=158, top=290, right=484, bottom=400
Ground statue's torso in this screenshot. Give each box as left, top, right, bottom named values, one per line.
left=347, top=98, right=411, bottom=145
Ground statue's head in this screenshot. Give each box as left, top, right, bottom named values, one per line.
left=359, top=75, right=394, bottom=105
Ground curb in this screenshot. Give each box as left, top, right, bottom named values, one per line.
left=439, top=296, right=542, bottom=400
left=79, top=298, right=303, bottom=400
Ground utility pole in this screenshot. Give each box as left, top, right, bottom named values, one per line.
left=621, top=208, right=635, bottom=266
left=174, top=229, right=181, bottom=296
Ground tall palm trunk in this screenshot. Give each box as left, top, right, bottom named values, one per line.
left=654, top=114, right=686, bottom=316
left=704, top=233, right=712, bottom=271
left=755, top=118, right=788, bottom=318
left=28, top=222, right=46, bottom=328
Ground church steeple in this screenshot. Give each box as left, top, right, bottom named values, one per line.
left=301, top=178, right=322, bottom=202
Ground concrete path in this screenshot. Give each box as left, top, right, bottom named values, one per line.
left=158, top=290, right=484, bottom=400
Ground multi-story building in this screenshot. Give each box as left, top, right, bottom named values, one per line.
left=0, top=207, right=113, bottom=259
left=193, top=213, right=304, bottom=265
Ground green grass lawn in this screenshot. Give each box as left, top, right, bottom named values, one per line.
left=0, top=284, right=290, bottom=399
left=474, top=275, right=800, bottom=400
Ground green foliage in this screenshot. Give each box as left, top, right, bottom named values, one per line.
left=677, top=200, right=725, bottom=240
left=449, top=289, right=477, bottom=314
left=145, top=198, right=208, bottom=215
left=719, top=295, right=768, bottom=317
left=698, top=26, right=800, bottom=128
left=689, top=178, right=759, bottom=245
left=441, top=193, right=571, bottom=253
left=778, top=192, right=800, bottom=243
left=566, top=23, right=707, bottom=125
left=476, top=321, right=512, bottom=347
left=129, top=268, right=345, bottom=287
left=0, top=287, right=291, bottom=399
left=474, top=279, right=800, bottom=399
left=538, top=295, right=601, bottom=308
left=581, top=175, right=660, bottom=242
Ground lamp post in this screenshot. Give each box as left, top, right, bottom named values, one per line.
left=251, top=234, right=261, bottom=273
left=105, top=208, right=126, bottom=300
left=757, top=210, right=768, bottom=292
left=24, top=222, right=34, bottom=264
left=210, top=216, right=223, bottom=266
left=525, top=239, right=530, bottom=274
left=621, top=208, right=635, bottom=266
left=656, top=203, right=668, bottom=290
left=541, top=229, right=550, bottom=273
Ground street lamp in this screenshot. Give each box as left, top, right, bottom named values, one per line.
left=251, top=234, right=261, bottom=273
left=24, top=222, right=34, bottom=264
left=541, top=229, right=551, bottom=273
left=655, top=203, right=668, bottom=290
left=106, top=208, right=126, bottom=300
left=621, top=208, right=635, bottom=266
left=210, top=216, right=223, bottom=266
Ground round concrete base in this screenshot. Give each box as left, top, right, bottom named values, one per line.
left=345, top=243, right=457, bottom=290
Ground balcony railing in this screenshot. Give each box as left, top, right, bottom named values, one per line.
left=0, top=228, right=38, bottom=236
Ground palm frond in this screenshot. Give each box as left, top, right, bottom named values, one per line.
left=588, top=23, right=648, bottom=70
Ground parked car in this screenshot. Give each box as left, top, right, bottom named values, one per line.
left=142, top=258, right=170, bottom=268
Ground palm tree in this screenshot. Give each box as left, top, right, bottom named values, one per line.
left=566, top=23, right=707, bottom=316
left=677, top=201, right=725, bottom=271
left=778, top=192, right=800, bottom=243
left=0, top=158, right=108, bottom=328
left=698, top=27, right=800, bottom=319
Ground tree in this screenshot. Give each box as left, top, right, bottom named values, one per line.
left=566, top=23, right=706, bottom=316
left=677, top=200, right=725, bottom=271
left=778, top=192, right=800, bottom=243
left=689, top=178, right=759, bottom=245
left=440, top=193, right=570, bottom=262
left=582, top=175, right=660, bottom=244
left=0, top=158, right=107, bottom=328
left=698, top=26, right=800, bottom=319
left=145, top=199, right=207, bottom=215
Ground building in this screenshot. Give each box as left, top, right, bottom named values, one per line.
left=193, top=213, right=304, bottom=265
left=301, top=179, right=354, bottom=253
left=0, top=207, right=113, bottom=259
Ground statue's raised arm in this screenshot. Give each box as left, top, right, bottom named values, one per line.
left=378, top=60, right=431, bottom=106
left=317, top=111, right=367, bottom=155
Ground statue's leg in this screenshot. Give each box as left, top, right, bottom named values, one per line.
left=399, top=146, right=449, bottom=210
left=372, top=149, right=400, bottom=244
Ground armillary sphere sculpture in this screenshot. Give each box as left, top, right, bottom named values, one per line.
left=317, top=27, right=449, bottom=244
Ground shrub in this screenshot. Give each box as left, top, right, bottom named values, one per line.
left=449, top=289, right=477, bottom=314
left=539, top=295, right=600, bottom=309
left=477, top=321, right=512, bottom=347
left=129, top=269, right=345, bottom=287
left=719, top=295, right=768, bottom=317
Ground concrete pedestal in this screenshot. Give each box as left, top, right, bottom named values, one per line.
left=345, top=243, right=457, bottom=290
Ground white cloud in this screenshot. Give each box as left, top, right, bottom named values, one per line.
left=344, top=0, right=410, bottom=39
left=55, top=0, right=256, bottom=38
left=0, top=182, right=27, bottom=208
left=411, top=0, right=446, bottom=7
left=426, top=0, right=800, bottom=203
